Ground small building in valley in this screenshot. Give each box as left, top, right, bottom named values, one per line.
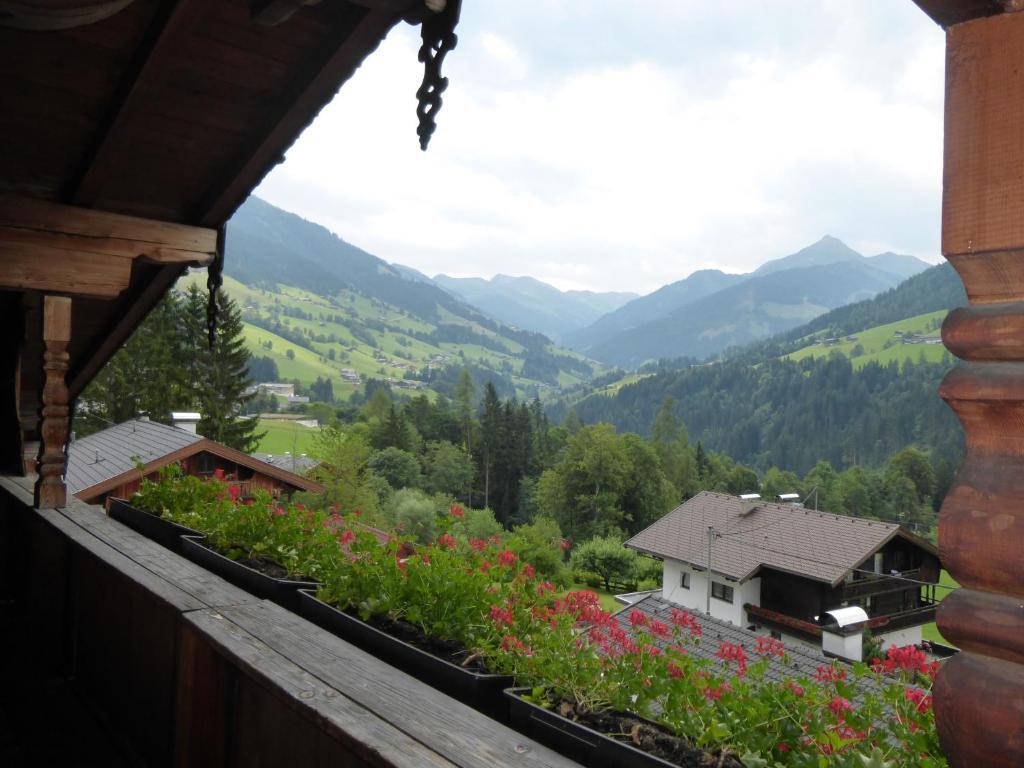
left=66, top=419, right=323, bottom=507
left=625, top=491, right=940, bottom=654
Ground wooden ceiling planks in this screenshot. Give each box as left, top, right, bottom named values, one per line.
left=1, top=0, right=422, bottom=458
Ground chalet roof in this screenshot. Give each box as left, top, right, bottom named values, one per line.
left=616, top=593, right=833, bottom=686
left=625, top=491, right=937, bottom=587
left=66, top=419, right=323, bottom=499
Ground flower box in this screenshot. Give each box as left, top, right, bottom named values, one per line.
left=296, top=589, right=514, bottom=721
left=180, top=536, right=317, bottom=612
left=107, top=497, right=201, bottom=555
left=504, top=688, right=742, bottom=768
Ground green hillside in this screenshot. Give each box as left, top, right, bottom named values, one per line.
left=786, top=311, right=952, bottom=369
left=180, top=272, right=604, bottom=401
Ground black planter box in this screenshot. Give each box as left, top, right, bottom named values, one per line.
left=296, top=589, right=514, bottom=721
left=107, top=498, right=202, bottom=555
left=180, top=536, right=317, bottom=612
left=505, top=687, right=682, bottom=768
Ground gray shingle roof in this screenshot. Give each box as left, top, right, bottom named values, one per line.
left=252, top=454, right=319, bottom=474
left=625, top=491, right=905, bottom=586
left=615, top=593, right=833, bottom=686
left=67, top=420, right=202, bottom=495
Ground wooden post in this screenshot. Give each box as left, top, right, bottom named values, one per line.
left=935, top=11, right=1024, bottom=767
left=34, top=295, right=71, bottom=509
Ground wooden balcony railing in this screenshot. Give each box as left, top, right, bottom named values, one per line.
left=841, top=569, right=925, bottom=600
left=0, top=475, right=580, bottom=768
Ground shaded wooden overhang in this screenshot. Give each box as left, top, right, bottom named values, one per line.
left=0, top=0, right=428, bottom=438
left=912, top=0, right=1010, bottom=28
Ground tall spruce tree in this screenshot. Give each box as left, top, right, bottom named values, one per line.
left=183, top=285, right=264, bottom=452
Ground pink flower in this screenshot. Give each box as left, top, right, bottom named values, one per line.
left=522, top=564, right=535, bottom=578
left=667, top=662, right=683, bottom=679
left=536, top=581, right=555, bottom=595
left=228, top=485, right=241, bottom=502
left=497, top=550, right=518, bottom=567
left=436, top=533, right=456, bottom=549
left=214, top=468, right=225, bottom=480
left=449, top=504, right=465, bottom=518
left=559, top=538, right=571, bottom=552
left=489, top=604, right=514, bottom=627
left=272, top=506, right=286, bottom=517
left=648, top=619, right=670, bottom=639
left=829, top=696, right=854, bottom=718
left=338, top=530, right=355, bottom=546
left=629, top=609, right=649, bottom=627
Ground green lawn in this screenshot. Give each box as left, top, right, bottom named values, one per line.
left=921, top=569, right=960, bottom=646
left=255, top=418, right=320, bottom=456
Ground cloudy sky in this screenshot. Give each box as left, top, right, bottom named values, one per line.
left=254, top=1, right=945, bottom=295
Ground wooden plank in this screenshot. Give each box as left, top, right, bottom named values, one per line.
left=198, top=7, right=399, bottom=225
left=184, top=611, right=457, bottom=768
left=911, top=0, right=1004, bottom=28
left=0, top=225, right=212, bottom=265
left=70, top=0, right=208, bottom=207
left=58, top=499, right=260, bottom=610
left=943, top=12, right=1024, bottom=259
left=0, top=193, right=217, bottom=259
left=0, top=246, right=130, bottom=298
left=218, top=601, right=580, bottom=768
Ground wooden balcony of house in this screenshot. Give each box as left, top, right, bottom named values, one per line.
left=840, top=569, right=928, bottom=601
left=0, top=475, right=580, bottom=768
left=744, top=599, right=938, bottom=639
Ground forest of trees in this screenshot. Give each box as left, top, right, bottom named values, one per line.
left=552, top=354, right=962, bottom=476
left=308, top=381, right=946, bottom=556
left=79, top=286, right=263, bottom=452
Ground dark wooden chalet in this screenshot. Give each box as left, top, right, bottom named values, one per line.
left=65, top=418, right=324, bottom=505
left=0, top=1, right=1021, bottom=766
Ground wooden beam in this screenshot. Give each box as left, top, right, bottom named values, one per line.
left=34, top=295, right=71, bottom=510
left=0, top=247, right=131, bottom=298
left=911, top=0, right=1006, bottom=28
left=943, top=12, right=1024, bottom=259
left=935, top=11, right=1024, bottom=768
left=0, top=195, right=215, bottom=297
left=70, top=0, right=203, bottom=207
left=197, top=7, right=400, bottom=226
left=0, top=195, right=216, bottom=260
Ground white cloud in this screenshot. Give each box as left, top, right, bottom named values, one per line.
left=255, top=1, right=944, bottom=295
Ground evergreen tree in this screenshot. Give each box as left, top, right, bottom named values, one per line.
left=185, top=286, right=264, bottom=453
left=81, top=293, right=190, bottom=430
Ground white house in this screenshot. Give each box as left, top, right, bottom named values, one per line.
left=625, top=491, right=941, bottom=657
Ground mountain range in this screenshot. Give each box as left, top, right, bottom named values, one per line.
left=432, top=274, right=636, bottom=342
left=225, top=197, right=934, bottom=385
left=221, top=198, right=603, bottom=399
left=562, top=236, right=931, bottom=367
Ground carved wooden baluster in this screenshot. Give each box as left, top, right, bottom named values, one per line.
left=934, top=12, right=1024, bottom=768
left=34, top=295, right=71, bottom=509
